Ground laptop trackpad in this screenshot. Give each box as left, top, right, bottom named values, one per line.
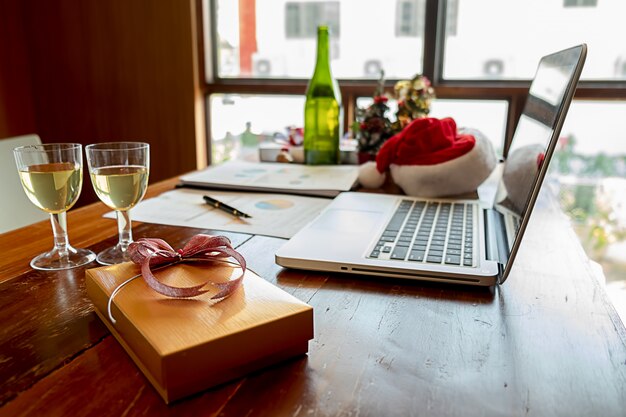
left=311, top=209, right=383, bottom=234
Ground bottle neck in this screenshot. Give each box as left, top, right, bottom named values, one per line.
left=314, top=29, right=331, bottom=74
left=308, top=27, right=340, bottom=101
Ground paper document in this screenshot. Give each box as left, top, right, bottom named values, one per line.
left=104, top=188, right=331, bottom=239
left=179, top=161, right=359, bottom=197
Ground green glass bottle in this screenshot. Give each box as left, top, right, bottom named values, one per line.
left=304, top=26, right=342, bottom=165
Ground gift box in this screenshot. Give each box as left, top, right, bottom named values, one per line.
left=86, top=262, right=314, bottom=403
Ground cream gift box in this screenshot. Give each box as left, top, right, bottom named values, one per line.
left=86, top=262, right=313, bottom=403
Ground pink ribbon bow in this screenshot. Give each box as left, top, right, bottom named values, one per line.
left=127, top=234, right=246, bottom=299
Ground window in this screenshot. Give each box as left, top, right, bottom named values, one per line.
left=550, top=100, right=626, bottom=322
left=207, top=0, right=626, bottom=153
left=207, top=0, right=626, bottom=140
left=209, top=94, right=305, bottom=164
left=443, top=0, right=625, bottom=80
left=213, top=0, right=425, bottom=79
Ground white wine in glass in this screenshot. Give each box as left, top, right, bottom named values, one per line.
left=13, top=144, right=96, bottom=270
left=90, top=166, right=149, bottom=211
left=86, top=142, right=150, bottom=265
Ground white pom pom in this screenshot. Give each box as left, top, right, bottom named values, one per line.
left=358, top=161, right=386, bottom=189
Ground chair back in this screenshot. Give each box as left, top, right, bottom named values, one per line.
left=0, top=135, right=48, bottom=234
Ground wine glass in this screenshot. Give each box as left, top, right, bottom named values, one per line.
left=85, top=142, right=150, bottom=265
left=13, top=143, right=96, bottom=270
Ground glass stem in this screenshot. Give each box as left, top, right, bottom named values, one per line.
left=117, top=210, right=133, bottom=253
left=50, top=212, right=70, bottom=258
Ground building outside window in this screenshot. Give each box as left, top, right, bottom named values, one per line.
left=395, top=0, right=426, bottom=37
left=564, top=0, right=598, bottom=7
left=285, top=2, right=340, bottom=39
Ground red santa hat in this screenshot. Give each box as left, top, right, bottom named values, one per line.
left=359, top=117, right=497, bottom=198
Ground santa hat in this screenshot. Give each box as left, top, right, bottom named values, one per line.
left=359, top=117, right=497, bottom=198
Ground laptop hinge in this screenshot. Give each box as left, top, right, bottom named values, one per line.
left=496, top=262, right=506, bottom=285
left=484, top=208, right=509, bottom=268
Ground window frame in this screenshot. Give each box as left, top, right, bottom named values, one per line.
left=199, top=0, right=626, bottom=162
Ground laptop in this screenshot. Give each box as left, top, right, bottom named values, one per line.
left=275, top=44, right=587, bottom=286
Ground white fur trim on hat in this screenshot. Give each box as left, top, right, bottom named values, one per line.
left=358, top=161, right=387, bottom=189
left=390, top=128, right=497, bottom=198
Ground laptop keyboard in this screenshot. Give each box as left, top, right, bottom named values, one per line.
left=369, top=200, right=476, bottom=267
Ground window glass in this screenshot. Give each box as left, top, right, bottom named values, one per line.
left=209, top=94, right=305, bottom=163
left=548, top=100, right=626, bottom=323
left=429, top=99, right=508, bottom=155
left=395, top=0, right=426, bottom=37
left=564, top=0, right=597, bottom=6
left=285, top=2, right=340, bottom=39
left=215, top=0, right=425, bottom=79
left=443, top=0, right=626, bottom=80
left=356, top=97, right=508, bottom=154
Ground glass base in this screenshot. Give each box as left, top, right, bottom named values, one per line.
left=96, top=244, right=131, bottom=266
left=30, top=246, right=96, bottom=271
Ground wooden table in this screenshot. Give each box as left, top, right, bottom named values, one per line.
left=1, top=179, right=626, bottom=416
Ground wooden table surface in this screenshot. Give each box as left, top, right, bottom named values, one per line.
left=1, top=178, right=626, bottom=417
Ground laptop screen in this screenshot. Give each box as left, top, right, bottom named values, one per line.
left=494, top=45, right=586, bottom=267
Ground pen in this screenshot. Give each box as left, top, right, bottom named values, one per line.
left=203, top=195, right=252, bottom=219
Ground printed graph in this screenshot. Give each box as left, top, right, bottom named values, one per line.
left=255, top=199, right=295, bottom=210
